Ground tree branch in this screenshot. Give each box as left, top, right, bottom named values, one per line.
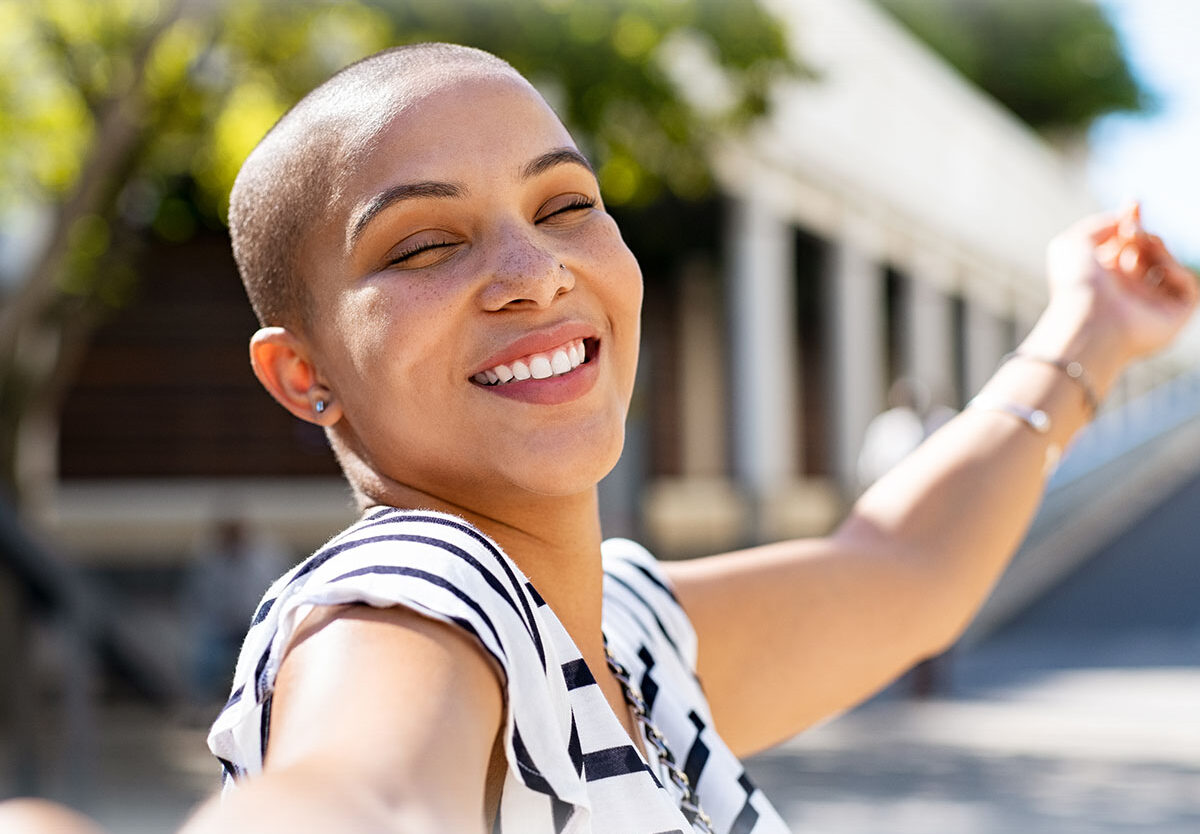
left=0, top=0, right=192, bottom=362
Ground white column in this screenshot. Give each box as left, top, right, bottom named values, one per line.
left=728, top=195, right=797, bottom=499
left=906, top=270, right=956, bottom=407
left=965, top=299, right=1011, bottom=397
left=1012, top=298, right=1042, bottom=346
left=827, top=227, right=886, bottom=491
left=679, top=261, right=727, bottom=477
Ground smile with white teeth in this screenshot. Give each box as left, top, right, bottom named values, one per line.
left=473, top=338, right=588, bottom=386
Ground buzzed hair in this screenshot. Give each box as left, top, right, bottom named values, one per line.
left=228, top=43, right=520, bottom=330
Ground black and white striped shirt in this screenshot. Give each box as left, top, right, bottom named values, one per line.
left=208, top=508, right=789, bottom=833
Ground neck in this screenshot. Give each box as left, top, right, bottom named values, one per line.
left=352, top=467, right=609, bottom=661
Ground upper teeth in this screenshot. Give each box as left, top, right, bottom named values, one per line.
left=473, top=339, right=587, bottom=386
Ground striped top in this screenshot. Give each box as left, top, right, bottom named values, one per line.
left=208, top=508, right=789, bottom=833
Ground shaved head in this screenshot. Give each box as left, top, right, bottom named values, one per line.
left=228, top=43, right=523, bottom=330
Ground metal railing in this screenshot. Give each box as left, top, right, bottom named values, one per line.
left=966, top=364, right=1200, bottom=643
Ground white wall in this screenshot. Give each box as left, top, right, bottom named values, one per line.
left=750, top=0, right=1096, bottom=289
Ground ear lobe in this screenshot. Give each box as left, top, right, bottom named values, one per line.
left=249, top=327, right=342, bottom=424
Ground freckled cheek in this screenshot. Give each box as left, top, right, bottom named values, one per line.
left=332, top=285, right=450, bottom=384
left=575, top=221, right=643, bottom=293
left=593, top=238, right=643, bottom=319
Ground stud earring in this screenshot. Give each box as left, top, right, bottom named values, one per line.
left=315, top=400, right=326, bottom=415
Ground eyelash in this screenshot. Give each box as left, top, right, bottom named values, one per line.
left=541, top=196, right=596, bottom=219
left=388, top=240, right=456, bottom=265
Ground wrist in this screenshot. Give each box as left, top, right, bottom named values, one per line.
left=1000, top=351, right=1100, bottom=416
left=1017, top=295, right=1126, bottom=402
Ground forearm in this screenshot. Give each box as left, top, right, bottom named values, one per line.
left=840, top=297, right=1126, bottom=645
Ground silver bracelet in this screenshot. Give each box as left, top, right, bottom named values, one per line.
left=967, top=394, right=1063, bottom=474
left=966, top=393, right=1051, bottom=434
left=1001, top=351, right=1100, bottom=415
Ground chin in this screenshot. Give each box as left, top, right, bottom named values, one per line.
left=505, top=425, right=626, bottom=498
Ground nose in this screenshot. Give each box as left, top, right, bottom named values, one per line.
left=479, top=225, right=573, bottom=311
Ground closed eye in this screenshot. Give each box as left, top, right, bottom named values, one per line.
left=536, top=195, right=596, bottom=224
left=386, top=239, right=459, bottom=267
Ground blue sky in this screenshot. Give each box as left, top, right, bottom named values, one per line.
left=1090, top=0, right=1200, bottom=265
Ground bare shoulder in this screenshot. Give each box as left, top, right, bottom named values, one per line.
left=266, top=602, right=505, bottom=827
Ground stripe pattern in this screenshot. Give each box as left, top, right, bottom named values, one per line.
left=207, top=509, right=789, bottom=833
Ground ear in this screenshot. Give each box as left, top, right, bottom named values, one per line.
left=249, top=327, right=342, bottom=425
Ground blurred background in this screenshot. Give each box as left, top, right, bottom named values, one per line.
left=0, top=0, right=1197, bottom=831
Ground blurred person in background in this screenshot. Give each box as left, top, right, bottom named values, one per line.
left=858, top=378, right=936, bottom=492
left=2, top=42, right=1195, bottom=834
left=183, top=517, right=291, bottom=706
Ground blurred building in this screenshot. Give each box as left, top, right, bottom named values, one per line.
left=635, top=0, right=1103, bottom=554
left=47, top=234, right=352, bottom=568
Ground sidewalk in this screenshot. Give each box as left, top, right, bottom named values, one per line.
left=746, top=633, right=1200, bottom=833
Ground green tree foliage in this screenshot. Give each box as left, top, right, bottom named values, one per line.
left=0, top=0, right=796, bottom=500
left=874, top=0, right=1150, bottom=134
left=2, top=0, right=794, bottom=227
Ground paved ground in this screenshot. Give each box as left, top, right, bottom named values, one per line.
left=746, top=635, right=1200, bottom=834
left=4, top=630, right=1196, bottom=833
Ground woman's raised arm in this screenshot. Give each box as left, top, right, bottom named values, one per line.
left=667, top=206, right=1198, bottom=757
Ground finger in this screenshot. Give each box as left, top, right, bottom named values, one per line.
left=1131, top=231, right=1188, bottom=276
left=1117, top=201, right=1142, bottom=239
left=1160, top=262, right=1200, bottom=306
left=1136, top=256, right=1197, bottom=306
left=1095, top=237, right=1124, bottom=270
left=1119, top=223, right=1179, bottom=269
left=1118, top=241, right=1146, bottom=278
left=1138, top=232, right=1179, bottom=267
left=1144, top=264, right=1166, bottom=290
left=1083, top=214, right=1122, bottom=245
left=1108, top=213, right=1200, bottom=306
left=1058, top=210, right=1121, bottom=245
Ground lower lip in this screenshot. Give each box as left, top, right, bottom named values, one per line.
left=473, top=357, right=600, bottom=405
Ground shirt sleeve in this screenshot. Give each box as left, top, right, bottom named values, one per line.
left=207, top=510, right=590, bottom=819
left=601, top=537, right=700, bottom=673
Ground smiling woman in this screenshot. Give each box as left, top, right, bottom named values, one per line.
left=5, top=40, right=1195, bottom=834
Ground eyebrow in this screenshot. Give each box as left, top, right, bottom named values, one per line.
left=520, top=147, right=594, bottom=180
left=350, top=181, right=465, bottom=245
left=349, top=147, right=595, bottom=246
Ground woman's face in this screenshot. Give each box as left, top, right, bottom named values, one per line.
left=304, top=72, right=643, bottom=506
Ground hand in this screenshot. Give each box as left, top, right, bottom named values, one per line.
left=1046, top=204, right=1198, bottom=362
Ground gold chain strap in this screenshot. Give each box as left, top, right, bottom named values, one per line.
left=604, top=646, right=715, bottom=833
